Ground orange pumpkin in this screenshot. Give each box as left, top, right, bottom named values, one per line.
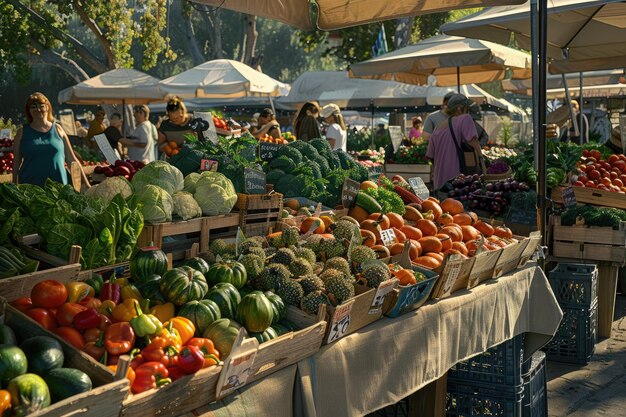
left=319, top=215, right=334, bottom=232
left=391, top=227, right=407, bottom=243
left=368, top=213, right=390, bottom=230
left=421, top=200, right=443, bottom=220
left=403, top=206, right=423, bottom=222
left=441, top=225, right=463, bottom=242
left=451, top=241, right=469, bottom=255
left=452, top=213, right=472, bottom=226
left=389, top=243, right=406, bottom=256
left=372, top=245, right=391, bottom=259
left=437, top=212, right=455, bottom=226
left=393, top=269, right=417, bottom=286
left=494, top=225, right=513, bottom=239
left=436, top=233, right=452, bottom=251
left=408, top=240, right=422, bottom=260
left=400, top=225, right=423, bottom=241
left=407, top=202, right=423, bottom=211
left=360, top=219, right=383, bottom=241
left=386, top=212, right=405, bottom=229
left=300, top=217, right=326, bottom=234
left=418, top=236, right=443, bottom=253
left=415, top=219, right=438, bottom=237
left=360, top=180, right=378, bottom=191
left=414, top=255, right=441, bottom=269
left=466, top=211, right=479, bottom=224
left=461, top=225, right=480, bottom=242
left=425, top=252, right=444, bottom=263
left=360, top=229, right=377, bottom=247
left=440, top=198, right=465, bottom=215
left=473, top=220, right=494, bottom=237
left=348, top=205, right=370, bottom=223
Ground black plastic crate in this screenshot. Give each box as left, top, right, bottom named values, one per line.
left=543, top=301, right=597, bottom=364
left=548, top=263, right=598, bottom=308
left=446, top=379, right=524, bottom=417
left=523, top=351, right=547, bottom=417
left=449, top=334, right=526, bottom=386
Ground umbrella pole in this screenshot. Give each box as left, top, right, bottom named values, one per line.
left=579, top=72, right=584, bottom=144
left=457, top=67, right=461, bottom=93
left=535, top=0, right=549, bottom=251
left=562, top=76, right=579, bottom=138
left=370, top=100, right=375, bottom=148
left=122, top=99, right=126, bottom=137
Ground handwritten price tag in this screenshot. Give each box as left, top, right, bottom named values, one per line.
left=369, top=278, right=399, bottom=314
left=327, top=299, right=354, bottom=343
left=93, top=134, right=119, bottom=164
left=380, top=228, right=397, bottom=246
left=442, top=256, right=464, bottom=293
left=408, top=177, right=430, bottom=201
left=258, top=142, right=282, bottom=161
left=216, top=329, right=258, bottom=399
left=244, top=167, right=266, bottom=194
left=341, top=178, right=360, bottom=209
left=389, top=126, right=403, bottom=153
left=194, top=111, right=218, bottom=144
left=561, top=186, right=577, bottom=208
left=200, top=159, right=218, bottom=171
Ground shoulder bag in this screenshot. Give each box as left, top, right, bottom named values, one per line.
left=448, top=116, right=482, bottom=175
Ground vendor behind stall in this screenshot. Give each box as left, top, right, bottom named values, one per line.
left=157, top=97, right=196, bottom=154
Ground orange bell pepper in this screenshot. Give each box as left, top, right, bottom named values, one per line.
left=0, top=389, right=10, bottom=416
left=163, top=317, right=195, bottom=345
left=186, top=337, right=220, bottom=368
left=104, top=322, right=136, bottom=355
left=108, top=364, right=136, bottom=387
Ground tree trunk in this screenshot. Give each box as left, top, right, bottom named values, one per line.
left=182, top=8, right=206, bottom=65
left=393, top=17, right=413, bottom=49
left=212, top=10, right=223, bottom=59
left=241, top=14, right=258, bottom=68
left=29, top=41, right=90, bottom=83
left=72, top=0, right=116, bottom=69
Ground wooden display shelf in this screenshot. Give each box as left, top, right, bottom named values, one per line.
left=234, top=193, right=283, bottom=237
left=550, top=215, right=626, bottom=263
left=2, top=302, right=129, bottom=417
left=384, top=163, right=432, bottom=184
left=551, top=185, right=626, bottom=209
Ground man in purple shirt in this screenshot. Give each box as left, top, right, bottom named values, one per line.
left=426, top=94, right=484, bottom=190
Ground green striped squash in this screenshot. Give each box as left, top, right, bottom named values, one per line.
left=204, top=283, right=241, bottom=319
left=159, top=267, right=208, bottom=306
left=178, top=299, right=221, bottom=335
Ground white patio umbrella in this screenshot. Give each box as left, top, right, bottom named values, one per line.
left=58, top=68, right=165, bottom=105
left=158, top=59, right=283, bottom=99
left=441, top=0, right=626, bottom=74
left=349, top=34, right=532, bottom=91
left=189, top=0, right=527, bottom=30
left=502, top=69, right=626, bottom=95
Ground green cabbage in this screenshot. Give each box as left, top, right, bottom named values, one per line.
left=173, top=191, right=202, bottom=220
left=194, top=173, right=237, bottom=216
left=84, top=176, right=132, bottom=203
left=183, top=172, right=201, bottom=194
left=131, top=161, right=184, bottom=196
left=135, top=185, right=173, bottom=224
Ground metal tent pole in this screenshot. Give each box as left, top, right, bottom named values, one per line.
left=579, top=72, right=585, bottom=144
left=537, top=0, right=548, bottom=249
left=457, top=67, right=461, bottom=93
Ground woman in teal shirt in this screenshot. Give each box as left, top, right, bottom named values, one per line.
left=13, top=92, right=89, bottom=187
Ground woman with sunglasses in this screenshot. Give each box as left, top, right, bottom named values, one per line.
left=13, top=92, right=89, bottom=187
left=157, top=97, right=195, bottom=155
left=293, top=101, right=322, bottom=142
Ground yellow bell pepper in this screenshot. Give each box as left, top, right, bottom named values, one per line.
left=150, top=302, right=175, bottom=323
left=111, top=298, right=140, bottom=323
left=120, top=284, right=144, bottom=303
left=98, top=300, right=116, bottom=318
left=65, top=282, right=95, bottom=303
left=113, top=277, right=129, bottom=287
left=153, top=322, right=182, bottom=347
left=163, top=317, right=195, bottom=344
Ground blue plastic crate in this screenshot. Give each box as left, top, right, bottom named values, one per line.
left=548, top=263, right=598, bottom=308
left=543, top=301, right=597, bottom=364
left=449, top=334, right=525, bottom=386
left=523, top=351, right=547, bottom=417
left=385, top=266, right=439, bottom=318
left=446, top=379, right=524, bottom=417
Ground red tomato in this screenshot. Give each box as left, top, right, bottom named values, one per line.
left=586, top=181, right=597, bottom=188
left=573, top=181, right=584, bottom=187
left=610, top=171, right=619, bottom=180
left=56, top=302, right=88, bottom=327
left=586, top=156, right=597, bottom=164
left=591, top=150, right=602, bottom=160
left=614, top=179, right=624, bottom=187
left=582, top=149, right=589, bottom=157
left=31, top=280, right=68, bottom=309
left=609, top=154, right=619, bottom=164
left=10, top=297, right=33, bottom=313
left=619, top=174, right=626, bottom=183
left=588, top=170, right=601, bottom=181
left=578, top=175, right=588, bottom=183
left=602, top=162, right=612, bottom=171
left=614, top=160, right=626, bottom=172
left=53, top=327, right=86, bottom=349
left=26, top=308, right=57, bottom=330
left=601, top=177, right=612, bottom=187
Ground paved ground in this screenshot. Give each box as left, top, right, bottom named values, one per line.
left=547, top=294, right=626, bottom=417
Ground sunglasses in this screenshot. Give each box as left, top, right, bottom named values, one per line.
left=29, top=104, right=48, bottom=111
left=166, top=99, right=181, bottom=112
left=133, top=108, right=145, bottom=114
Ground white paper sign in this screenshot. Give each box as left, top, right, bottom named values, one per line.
left=442, top=256, right=464, bottom=293
left=194, top=111, right=219, bottom=144
left=389, top=125, right=403, bottom=153
left=380, top=228, right=397, bottom=246
left=0, top=129, right=11, bottom=140
left=369, top=278, right=399, bottom=314
left=216, top=329, right=259, bottom=399
left=93, top=134, right=119, bottom=164
left=327, top=299, right=354, bottom=343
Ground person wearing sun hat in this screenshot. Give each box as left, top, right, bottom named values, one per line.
left=423, top=91, right=456, bottom=141
left=426, top=93, right=485, bottom=190
left=252, top=108, right=281, bottom=140
left=321, top=103, right=347, bottom=151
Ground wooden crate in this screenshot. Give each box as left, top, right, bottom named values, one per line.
left=0, top=173, right=11, bottom=183
left=431, top=254, right=475, bottom=299
left=235, top=192, right=283, bottom=226
left=551, top=185, right=626, bottom=209
left=137, top=214, right=240, bottom=255
left=551, top=216, right=626, bottom=263
left=493, top=237, right=530, bottom=277
left=384, top=163, right=432, bottom=184
left=518, top=232, right=542, bottom=268
left=467, top=249, right=503, bottom=288
left=0, top=263, right=81, bottom=300
left=2, top=302, right=128, bottom=417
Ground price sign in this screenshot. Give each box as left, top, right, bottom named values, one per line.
left=408, top=177, right=430, bottom=200
left=59, top=113, right=77, bottom=137
left=0, top=129, right=11, bottom=139
left=194, top=111, right=218, bottom=144
left=93, top=134, right=119, bottom=164
left=341, top=178, right=360, bottom=209
left=326, top=299, right=354, bottom=343
left=389, top=125, right=403, bottom=152
left=442, top=256, right=464, bottom=294
left=368, top=165, right=384, bottom=181
left=200, top=159, right=218, bottom=171
left=561, top=186, right=577, bottom=208
left=216, top=329, right=259, bottom=399
left=506, top=208, right=537, bottom=226
left=369, top=278, right=399, bottom=314
left=244, top=167, right=266, bottom=194
left=258, top=142, right=282, bottom=161
left=379, top=228, right=397, bottom=246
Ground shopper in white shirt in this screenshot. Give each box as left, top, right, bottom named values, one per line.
left=321, top=103, right=347, bottom=151
left=120, top=105, right=156, bottom=163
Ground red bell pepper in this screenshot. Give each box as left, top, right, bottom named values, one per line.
left=104, top=322, right=136, bottom=355
left=131, top=362, right=171, bottom=394
left=99, top=279, right=121, bottom=304
left=178, top=345, right=204, bottom=374
left=186, top=338, right=220, bottom=368
left=73, top=308, right=101, bottom=330
left=82, top=331, right=105, bottom=361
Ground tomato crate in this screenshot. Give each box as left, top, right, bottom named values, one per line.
left=1, top=302, right=128, bottom=417
left=548, top=263, right=598, bottom=308
left=552, top=185, right=626, bottom=210
left=522, top=352, right=547, bottom=417
left=448, top=334, right=526, bottom=387
left=542, top=301, right=597, bottom=365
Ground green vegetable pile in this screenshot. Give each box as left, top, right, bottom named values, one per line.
left=361, top=177, right=406, bottom=215
left=560, top=205, right=626, bottom=229
left=264, top=138, right=368, bottom=207
left=0, top=180, right=143, bottom=269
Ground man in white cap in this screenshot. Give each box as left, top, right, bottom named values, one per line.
left=422, top=91, right=456, bottom=141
